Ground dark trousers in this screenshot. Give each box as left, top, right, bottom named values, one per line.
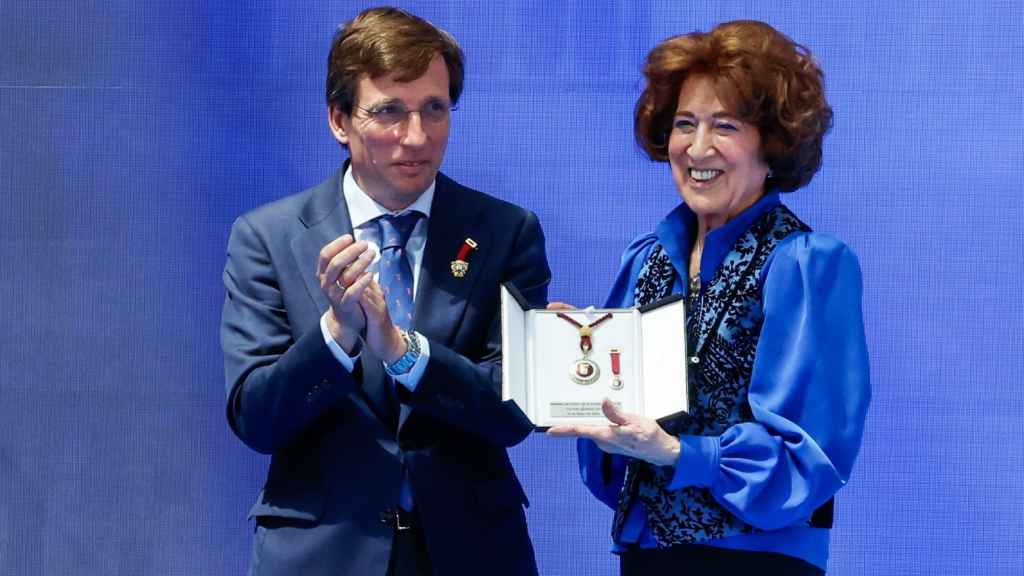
left=385, top=509, right=432, bottom=576
left=621, top=543, right=825, bottom=575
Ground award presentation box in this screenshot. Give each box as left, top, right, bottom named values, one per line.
left=500, top=283, right=689, bottom=429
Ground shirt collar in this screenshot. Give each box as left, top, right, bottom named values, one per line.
left=656, top=193, right=782, bottom=284
left=341, top=164, right=435, bottom=229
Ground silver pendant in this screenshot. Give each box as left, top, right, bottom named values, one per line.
left=569, top=357, right=600, bottom=385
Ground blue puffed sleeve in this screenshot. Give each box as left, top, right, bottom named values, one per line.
left=668, top=232, right=871, bottom=530
left=577, top=232, right=659, bottom=508
left=603, top=232, right=658, bottom=309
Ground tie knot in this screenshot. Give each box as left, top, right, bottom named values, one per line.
left=378, top=212, right=422, bottom=250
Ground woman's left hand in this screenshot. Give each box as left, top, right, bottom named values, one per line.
left=547, top=399, right=681, bottom=466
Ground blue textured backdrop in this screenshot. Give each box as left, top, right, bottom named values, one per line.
left=2, top=1, right=1022, bottom=574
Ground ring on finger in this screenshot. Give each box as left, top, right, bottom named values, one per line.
left=335, top=279, right=346, bottom=293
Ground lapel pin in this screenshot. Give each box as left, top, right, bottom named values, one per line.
left=450, top=238, right=478, bottom=278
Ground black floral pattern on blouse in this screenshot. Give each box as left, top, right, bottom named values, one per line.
left=611, top=204, right=810, bottom=547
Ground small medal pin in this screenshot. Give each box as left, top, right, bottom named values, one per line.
left=609, top=348, right=623, bottom=390
left=450, top=238, right=478, bottom=278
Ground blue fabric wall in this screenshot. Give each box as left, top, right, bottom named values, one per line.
left=2, top=1, right=1021, bottom=574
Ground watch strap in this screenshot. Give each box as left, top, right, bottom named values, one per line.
left=385, top=330, right=421, bottom=376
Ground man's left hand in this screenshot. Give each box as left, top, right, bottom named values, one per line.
left=360, top=279, right=407, bottom=364
left=547, top=399, right=681, bottom=466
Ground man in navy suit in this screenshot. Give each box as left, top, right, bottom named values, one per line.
left=220, top=7, right=549, bottom=575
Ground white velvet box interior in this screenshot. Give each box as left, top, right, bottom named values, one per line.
left=501, top=284, right=688, bottom=428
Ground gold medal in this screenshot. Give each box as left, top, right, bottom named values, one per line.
left=557, top=312, right=614, bottom=386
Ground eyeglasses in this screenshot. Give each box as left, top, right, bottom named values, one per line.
left=355, top=99, right=456, bottom=127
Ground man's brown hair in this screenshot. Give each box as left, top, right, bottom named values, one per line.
left=326, top=7, right=465, bottom=114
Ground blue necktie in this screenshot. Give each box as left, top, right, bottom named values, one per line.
left=377, top=212, right=422, bottom=331
left=377, top=212, right=422, bottom=511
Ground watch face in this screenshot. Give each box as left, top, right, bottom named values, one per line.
left=405, top=331, right=421, bottom=354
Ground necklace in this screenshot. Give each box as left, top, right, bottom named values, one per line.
left=687, top=273, right=703, bottom=367
left=690, top=234, right=705, bottom=279
left=556, top=312, right=613, bottom=385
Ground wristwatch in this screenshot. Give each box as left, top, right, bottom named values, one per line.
left=385, top=330, right=421, bottom=376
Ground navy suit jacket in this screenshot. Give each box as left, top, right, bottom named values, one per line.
left=221, top=168, right=550, bottom=575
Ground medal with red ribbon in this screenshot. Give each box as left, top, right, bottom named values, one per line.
left=557, top=311, right=613, bottom=385
left=450, top=238, right=478, bottom=278
left=609, top=348, right=623, bottom=390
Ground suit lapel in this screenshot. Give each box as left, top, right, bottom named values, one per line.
left=412, top=173, right=490, bottom=346
left=290, top=170, right=353, bottom=316
left=398, top=175, right=491, bottom=433
left=288, top=167, right=396, bottom=429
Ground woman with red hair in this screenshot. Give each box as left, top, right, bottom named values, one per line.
left=550, top=21, right=870, bottom=575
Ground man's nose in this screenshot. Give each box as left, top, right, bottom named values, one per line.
left=400, top=111, right=428, bottom=146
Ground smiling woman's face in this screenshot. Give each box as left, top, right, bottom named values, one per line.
left=668, top=74, right=770, bottom=231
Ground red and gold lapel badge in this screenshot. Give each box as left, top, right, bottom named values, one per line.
left=450, top=238, right=478, bottom=278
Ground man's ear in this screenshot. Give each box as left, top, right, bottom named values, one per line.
left=327, top=104, right=349, bottom=145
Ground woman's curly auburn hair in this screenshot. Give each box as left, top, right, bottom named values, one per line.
left=635, top=20, right=832, bottom=193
